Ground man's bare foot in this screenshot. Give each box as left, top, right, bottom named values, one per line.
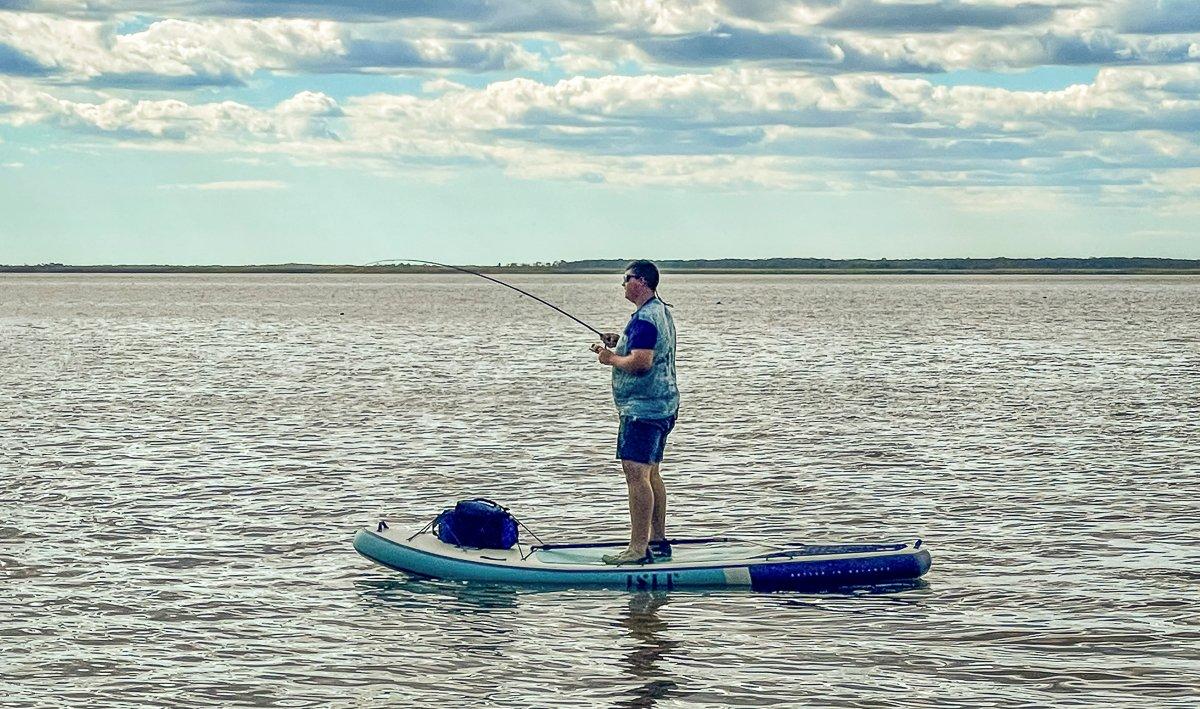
left=601, top=548, right=653, bottom=565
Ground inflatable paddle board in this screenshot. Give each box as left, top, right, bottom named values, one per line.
left=354, top=522, right=932, bottom=592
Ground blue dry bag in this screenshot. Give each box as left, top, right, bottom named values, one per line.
left=433, top=498, right=519, bottom=549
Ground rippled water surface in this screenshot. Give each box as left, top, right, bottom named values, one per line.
left=2, top=273, right=1199, bottom=707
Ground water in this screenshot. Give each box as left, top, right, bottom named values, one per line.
left=2, top=273, right=1198, bottom=707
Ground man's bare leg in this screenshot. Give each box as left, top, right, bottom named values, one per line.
left=621, top=459, right=654, bottom=555
left=649, top=464, right=667, bottom=542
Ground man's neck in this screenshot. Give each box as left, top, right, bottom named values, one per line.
left=632, top=292, right=655, bottom=308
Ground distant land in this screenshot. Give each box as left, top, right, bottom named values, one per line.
left=3, top=258, right=1200, bottom=274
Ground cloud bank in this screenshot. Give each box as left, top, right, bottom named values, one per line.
left=0, top=0, right=1197, bottom=203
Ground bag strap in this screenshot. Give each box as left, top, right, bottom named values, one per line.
left=405, top=514, right=437, bottom=542
left=415, top=509, right=461, bottom=545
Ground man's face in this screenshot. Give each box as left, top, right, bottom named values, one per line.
left=622, top=271, right=643, bottom=302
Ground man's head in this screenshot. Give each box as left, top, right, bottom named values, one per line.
left=622, top=260, right=659, bottom=304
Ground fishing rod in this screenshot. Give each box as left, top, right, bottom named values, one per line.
left=364, top=259, right=608, bottom=341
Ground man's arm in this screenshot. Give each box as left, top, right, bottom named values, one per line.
left=605, top=348, right=653, bottom=373
left=591, top=318, right=656, bottom=372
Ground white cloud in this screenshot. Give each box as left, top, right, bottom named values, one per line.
left=161, top=179, right=288, bottom=190
left=0, top=12, right=540, bottom=87
left=940, top=185, right=1069, bottom=213
left=275, top=90, right=343, bottom=139
left=599, top=0, right=722, bottom=34
left=0, top=14, right=343, bottom=86
left=422, top=78, right=467, bottom=93
left=553, top=52, right=618, bottom=74
left=2, top=3, right=1199, bottom=201
left=46, top=78, right=1197, bottom=197
left=3, top=3, right=1199, bottom=89
left=3, top=65, right=1199, bottom=196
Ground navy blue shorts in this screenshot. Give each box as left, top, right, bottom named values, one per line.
left=617, top=415, right=676, bottom=464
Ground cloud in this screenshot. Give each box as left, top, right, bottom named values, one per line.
left=718, top=0, right=810, bottom=23
left=86, top=70, right=248, bottom=89
left=1112, top=0, right=1200, bottom=34
left=940, top=185, right=1068, bottom=212
left=631, top=24, right=948, bottom=72
left=0, top=14, right=540, bottom=85
left=5, top=66, right=1200, bottom=194
left=162, top=179, right=288, bottom=190
left=321, top=37, right=541, bottom=72
left=635, top=25, right=847, bottom=66
left=275, top=90, right=343, bottom=139
left=0, top=78, right=290, bottom=140
left=552, top=52, right=617, bottom=74
left=200, top=0, right=496, bottom=23
left=135, top=0, right=613, bottom=33
left=846, top=30, right=1200, bottom=72
left=338, top=70, right=1200, bottom=190
left=2, top=1, right=1200, bottom=203
left=0, top=15, right=339, bottom=85
left=1038, top=30, right=1137, bottom=65
left=820, top=0, right=1059, bottom=32
left=3, top=3, right=1199, bottom=87
left=629, top=24, right=1200, bottom=73
left=422, top=77, right=467, bottom=93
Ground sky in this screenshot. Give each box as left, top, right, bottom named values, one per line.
left=1, top=1, right=1198, bottom=265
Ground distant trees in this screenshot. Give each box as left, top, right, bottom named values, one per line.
left=3, top=257, right=1199, bottom=273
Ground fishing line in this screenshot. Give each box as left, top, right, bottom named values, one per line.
left=364, top=259, right=607, bottom=340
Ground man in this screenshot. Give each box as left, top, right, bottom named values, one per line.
left=590, top=260, right=679, bottom=565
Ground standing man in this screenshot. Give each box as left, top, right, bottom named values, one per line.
left=590, top=260, right=679, bottom=565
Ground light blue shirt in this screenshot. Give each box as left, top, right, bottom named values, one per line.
left=612, top=296, right=679, bottom=419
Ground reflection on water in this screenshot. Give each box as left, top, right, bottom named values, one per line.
left=2, top=273, right=1199, bottom=706
left=357, top=580, right=686, bottom=707
left=617, top=593, right=679, bottom=709
left=356, top=576, right=521, bottom=614
left=779, top=580, right=929, bottom=613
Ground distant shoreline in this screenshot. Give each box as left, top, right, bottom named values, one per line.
left=4, top=257, right=1200, bottom=275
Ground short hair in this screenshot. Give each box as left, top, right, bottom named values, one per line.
left=625, top=260, right=660, bottom=290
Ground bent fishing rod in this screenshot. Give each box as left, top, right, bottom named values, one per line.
left=364, top=259, right=608, bottom=341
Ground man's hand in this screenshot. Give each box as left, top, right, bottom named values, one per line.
left=590, top=343, right=616, bottom=365
left=600, top=333, right=619, bottom=348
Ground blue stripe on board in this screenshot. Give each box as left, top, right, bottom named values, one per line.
left=748, top=550, right=933, bottom=592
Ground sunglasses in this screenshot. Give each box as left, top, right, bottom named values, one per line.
left=622, top=274, right=641, bottom=284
